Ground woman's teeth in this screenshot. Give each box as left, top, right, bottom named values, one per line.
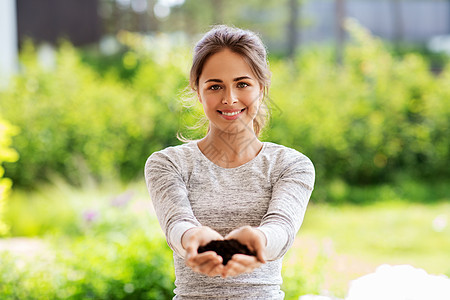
left=221, top=109, right=243, bottom=116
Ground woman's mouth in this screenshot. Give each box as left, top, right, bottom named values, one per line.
left=218, top=108, right=245, bottom=120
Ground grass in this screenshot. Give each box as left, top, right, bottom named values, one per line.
left=282, top=200, right=450, bottom=299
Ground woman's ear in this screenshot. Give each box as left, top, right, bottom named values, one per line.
left=197, top=90, right=203, bottom=104
left=258, top=88, right=264, bottom=104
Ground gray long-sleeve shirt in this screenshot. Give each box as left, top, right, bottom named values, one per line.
left=145, top=140, right=315, bottom=299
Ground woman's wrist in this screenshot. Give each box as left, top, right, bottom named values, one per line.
left=181, top=227, right=200, bottom=250
left=254, top=227, right=267, bottom=247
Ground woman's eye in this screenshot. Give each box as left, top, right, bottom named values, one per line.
left=209, top=85, right=221, bottom=91
left=237, top=82, right=249, bottom=88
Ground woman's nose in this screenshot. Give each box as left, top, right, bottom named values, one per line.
left=222, top=88, right=238, bottom=104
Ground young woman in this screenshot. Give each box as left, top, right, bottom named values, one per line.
left=145, top=25, right=315, bottom=299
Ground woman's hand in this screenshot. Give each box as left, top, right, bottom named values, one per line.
left=222, top=226, right=267, bottom=278
left=182, top=226, right=225, bottom=277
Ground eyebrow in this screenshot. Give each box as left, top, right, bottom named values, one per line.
left=204, top=76, right=253, bottom=84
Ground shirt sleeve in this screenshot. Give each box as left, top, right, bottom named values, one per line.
left=257, top=154, right=315, bottom=261
left=144, top=151, right=201, bottom=259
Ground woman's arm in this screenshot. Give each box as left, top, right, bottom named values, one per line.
left=257, top=154, right=315, bottom=261
left=145, top=151, right=202, bottom=258
left=145, top=151, right=225, bottom=277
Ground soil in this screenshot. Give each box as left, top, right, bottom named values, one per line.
left=197, top=239, right=256, bottom=265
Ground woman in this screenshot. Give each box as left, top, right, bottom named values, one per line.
left=145, top=25, right=315, bottom=299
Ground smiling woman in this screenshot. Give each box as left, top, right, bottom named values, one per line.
left=145, top=25, right=315, bottom=299
left=197, top=49, right=262, bottom=141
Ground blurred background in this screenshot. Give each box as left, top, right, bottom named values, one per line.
left=0, top=0, right=449, bottom=299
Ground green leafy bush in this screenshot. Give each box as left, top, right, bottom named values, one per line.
left=0, top=22, right=449, bottom=191
left=0, top=230, right=175, bottom=299
left=265, top=20, right=450, bottom=185
left=0, top=118, right=18, bottom=235
left=0, top=179, right=176, bottom=299
left=0, top=40, right=186, bottom=188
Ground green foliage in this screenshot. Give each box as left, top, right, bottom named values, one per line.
left=0, top=118, right=19, bottom=235
left=0, top=180, right=175, bottom=299
left=0, top=39, right=186, bottom=188
left=4, top=177, right=148, bottom=237
left=4, top=187, right=79, bottom=237
left=0, top=231, right=175, bottom=299
left=265, top=20, right=450, bottom=185
left=312, top=176, right=450, bottom=205
left=282, top=240, right=329, bottom=299
left=0, top=22, right=449, bottom=191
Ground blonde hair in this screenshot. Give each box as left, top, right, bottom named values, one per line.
left=177, top=25, right=272, bottom=142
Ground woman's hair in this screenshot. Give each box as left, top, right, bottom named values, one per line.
left=178, top=25, right=272, bottom=141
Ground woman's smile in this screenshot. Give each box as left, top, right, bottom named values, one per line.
left=218, top=108, right=246, bottom=119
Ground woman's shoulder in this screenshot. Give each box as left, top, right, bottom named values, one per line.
left=262, top=142, right=313, bottom=167
left=145, top=141, right=198, bottom=167
left=151, top=141, right=197, bottom=157
left=262, top=142, right=315, bottom=187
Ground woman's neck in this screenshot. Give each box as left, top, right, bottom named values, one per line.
left=197, top=129, right=263, bottom=168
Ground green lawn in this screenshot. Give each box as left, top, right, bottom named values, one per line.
left=282, top=201, right=450, bottom=298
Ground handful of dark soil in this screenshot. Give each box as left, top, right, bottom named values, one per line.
left=197, top=239, right=256, bottom=265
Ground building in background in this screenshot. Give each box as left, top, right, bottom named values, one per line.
left=1, top=0, right=101, bottom=88
left=301, top=0, right=450, bottom=44
left=16, top=0, right=101, bottom=48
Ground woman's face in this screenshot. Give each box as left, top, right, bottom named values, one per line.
left=197, top=48, right=262, bottom=135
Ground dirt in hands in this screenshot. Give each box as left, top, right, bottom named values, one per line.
left=197, top=239, right=256, bottom=265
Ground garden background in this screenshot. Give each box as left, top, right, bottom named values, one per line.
left=0, top=0, right=449, bottom=299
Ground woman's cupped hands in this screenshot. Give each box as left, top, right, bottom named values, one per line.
left=182, top=226, right=267, bottom=278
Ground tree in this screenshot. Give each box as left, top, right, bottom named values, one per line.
left=390, top=0, right=404, bottom=47
left=335, top=0, right=345, bottom=64
left=287, top=0, right=300, bottom=58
